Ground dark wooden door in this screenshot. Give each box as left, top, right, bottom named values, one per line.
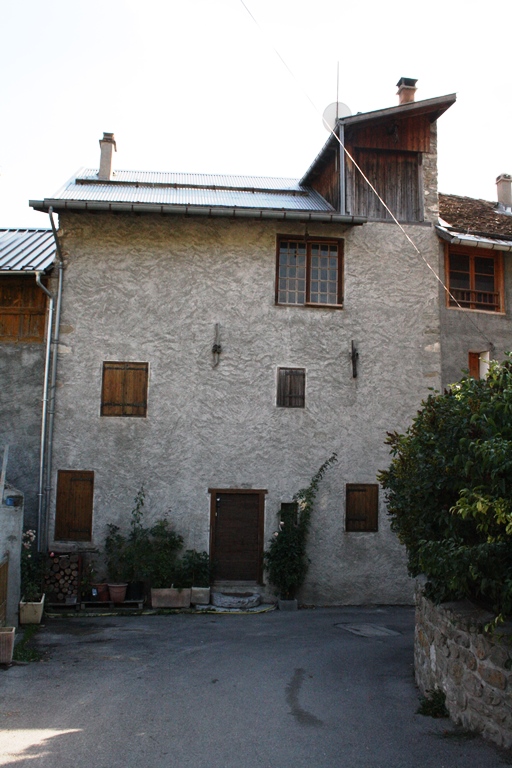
left=210, top=490, right=264, bottom=582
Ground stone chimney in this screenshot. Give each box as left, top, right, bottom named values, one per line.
left=98, top=132, right=117, bottom=181
left=396, top=77, right=418, bottom=105
left=496, top=173, right=512, bottom=209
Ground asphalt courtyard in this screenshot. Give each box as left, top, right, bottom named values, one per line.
left=0, top=606, right=510, bottom=767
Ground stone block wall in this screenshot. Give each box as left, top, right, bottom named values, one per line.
left=415, top=587, right=512, bottom=749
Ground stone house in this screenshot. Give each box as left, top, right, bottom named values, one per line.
left=5, top=77, right=507, bottom=604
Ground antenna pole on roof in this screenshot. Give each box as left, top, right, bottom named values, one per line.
left=336, top=62, right=339, bottom=122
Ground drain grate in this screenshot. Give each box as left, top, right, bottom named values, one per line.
left=334, top=623, right=401, bottom=637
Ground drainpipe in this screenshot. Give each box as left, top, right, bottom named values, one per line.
left=35, top=274, right=54, bottom=553
left=43, top=208, right=64, bottom=552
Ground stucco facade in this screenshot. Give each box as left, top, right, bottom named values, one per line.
left=45, top=210, right=443, bottom=603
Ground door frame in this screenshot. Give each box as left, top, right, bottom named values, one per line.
left=208, top=488, right=267, bottom=583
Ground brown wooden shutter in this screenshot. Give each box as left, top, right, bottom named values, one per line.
left=55, top=470, right=94, bottom=541
left=101, top=362, right=148, bottom=416
left=0, top=277, right=47, bottom=342
left=353, top=149, right=421, bottom=221
left=277, top=368, right=305, bottom=408
left=468, top=352, right=480, bottom=379
left=346, top=484, right=378, bottom=532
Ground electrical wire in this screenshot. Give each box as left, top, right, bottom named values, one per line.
left=238, top=0, right=495, bottom=350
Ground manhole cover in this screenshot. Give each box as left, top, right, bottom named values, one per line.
left=335, top=623, right=401, bottom=637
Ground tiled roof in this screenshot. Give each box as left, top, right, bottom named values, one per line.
left=0, top=229, right=56, bottom=272
left=439, top=193, right=512, bottom=237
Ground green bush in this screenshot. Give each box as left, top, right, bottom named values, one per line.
left=378, top=357, right=512, bottom=619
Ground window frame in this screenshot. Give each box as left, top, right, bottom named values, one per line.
left=445, top=245, right=504, bottom=313
left=275, top=236, right=344, bottom=308
left=0, top=275, right=48, bottom=343
left=276, top=367, right=306, bottom=408
left=100, top=361, right=149, bottom=417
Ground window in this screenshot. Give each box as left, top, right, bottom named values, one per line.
left=468, top=350, right=490, bottom=379
left=276, top=238, right=342, bottom=306
left=0, top=276, right=47, bottom=342
left=447, top=248, right=504, bottom=312
left=55, top=470, right=94, bottom=541
left=101, top=361, right=148, bottom=417
left=277, top=368, right=305, bottom=408
left=346, top=484, right=378, bottom=532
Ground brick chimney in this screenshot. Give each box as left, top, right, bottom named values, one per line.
left=396, top=77, right=417, bottom=105
left=98, top=132, right=117, bottom=181
left=496, top=173, right=512, bottom=209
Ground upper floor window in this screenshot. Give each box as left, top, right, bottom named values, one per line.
left=101, top=361, right=149, bottom=417
left=0, top=276, right=47, bottom=342
left=447, top=248, right=504, bottom=312
left=276, top=238, right=342, bottom=307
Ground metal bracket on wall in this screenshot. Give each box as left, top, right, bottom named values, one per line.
left=212, top=323, right=222, bottom=367
left=351, top=341, right=359, bottom=378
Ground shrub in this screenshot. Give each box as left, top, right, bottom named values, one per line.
left=379, top=357, right=512, bottom=618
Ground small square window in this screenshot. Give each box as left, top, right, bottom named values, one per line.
left=101, top=361, right=149, bottom=417
left=346, top=484, right=378, bottom=532
left=468, top=351, right=490, bottom=379
left=277, top=368, right=305, bottom=408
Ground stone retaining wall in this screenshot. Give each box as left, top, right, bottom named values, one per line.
left=415, top=587, right=512, bottom=749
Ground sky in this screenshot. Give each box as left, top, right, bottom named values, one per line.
left=1, top=0, right=511, bottom=228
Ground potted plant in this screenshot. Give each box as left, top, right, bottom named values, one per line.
left=147, top=519, right=188, bottom=608
left=264, top=454, right=337, bottom=610
left=122, top=486, right=152, bottom=601
left=104, top=524, right=128, bottom=603
left=181, top=550, right=212, bottom=606
left=19, top=529, right=46, bottom=623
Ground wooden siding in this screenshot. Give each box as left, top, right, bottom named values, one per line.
left=55, top=470, right=94, bottom=541
left=348, top=149, right=422, bottom=221
left=346, top=114, right=431, bottom=153
left=308, top=150, right=340, bottom=210
left=0, top=276, right=47, bottom=342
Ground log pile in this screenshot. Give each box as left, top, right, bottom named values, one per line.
left=44, top=553, right=82, bottom=602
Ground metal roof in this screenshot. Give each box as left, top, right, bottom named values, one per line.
left=0, top=229, right=56, bottom=272
left=30, top=169, right=367, bottom=225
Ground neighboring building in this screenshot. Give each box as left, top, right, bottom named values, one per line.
left=438, top=176, right=512, bottom=387
left=0, top=229, right=56, bottom=528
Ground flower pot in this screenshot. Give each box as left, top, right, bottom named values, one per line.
left=107, top=583, right=128, bottom=603
left=0, top=627, right=15, bottom=664
left=126, top=581, right=145, bottom=601
left=19, top=594, right=45, bottom=624
left=151, top=587, right=191, bottom=608
left=191, top=586, right=210, bottom=606
left=91, top=583, right=110, bottom=602
left=278, top=598, right=298, bottom=611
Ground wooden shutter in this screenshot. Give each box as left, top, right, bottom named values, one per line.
left=346, top=484, right=378, bottom=532
left=277, top=368, right=305, bottom=408
left=468, top=352, right=480, bottom=379
left=0, top=277, right=47, bottom=342
left=55, top=470, right=94, bottom=541
left=101, top=362, right=148, bottom=416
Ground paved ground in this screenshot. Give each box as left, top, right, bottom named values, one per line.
left=0, top=606, right=510, bottom=767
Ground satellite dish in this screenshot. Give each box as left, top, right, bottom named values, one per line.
left=322, top=101, right=352, bottom=131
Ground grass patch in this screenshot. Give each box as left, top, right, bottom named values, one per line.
left=13, top=625, right=43, bottom=662
left=417, top=688, right=449, bottom=718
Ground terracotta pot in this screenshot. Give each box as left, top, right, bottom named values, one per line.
left=108, top=583, right=128, bottom=603
left=91, top=583, right=109, bottom=602
left=19, top=594, right=45, bottom=624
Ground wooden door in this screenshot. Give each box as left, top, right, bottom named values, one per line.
left=209, top=490, right=265, bottom=582
left=55, top=470, right=94, bottom=541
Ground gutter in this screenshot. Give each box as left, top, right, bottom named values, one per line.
left=29, top=199, right=367, bottom=225
left=36, top=208, right=64, bottom=552
left=435, top=224, right=512, bottom=252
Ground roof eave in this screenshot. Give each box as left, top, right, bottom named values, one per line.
left=29, top=199, right=367, bottom=225
left=301, top=93, right=457, bottom=186
left=435, top=224, right=512, bottom=252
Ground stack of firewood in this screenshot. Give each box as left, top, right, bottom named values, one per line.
left=44, top=553, right=82, bottom=602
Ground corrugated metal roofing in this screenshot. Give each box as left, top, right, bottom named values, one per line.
left=0, top=229, right=56, bottom=272
left=38, top=169, right=335, bottom=213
